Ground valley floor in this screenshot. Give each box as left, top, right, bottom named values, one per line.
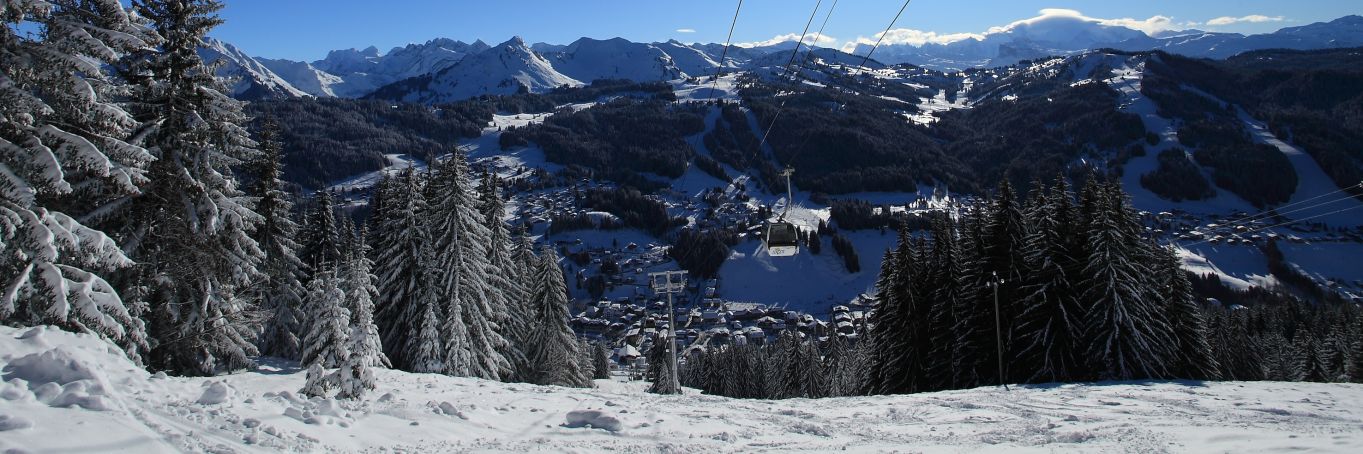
left=2, top=326, right=1361, bottom=453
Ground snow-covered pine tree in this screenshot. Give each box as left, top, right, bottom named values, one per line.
left=0, top=0, right=153, bottom=361
left=1348, top=314, right=1363, bottom=383
left=575, top=337, right=596, bottom=387
left=1292, top=330, right=1331, bottom=382
left=344, top=226, right=389, bottom=369
left=426, top=154, right=509, bottom=380
left=301, top=271, right=350, bottom=369
left=1080, top=182, right=1171, bottom=380
left=983, top=180, right=1027, bottom=362
left=1157, top=245, right=1220, bottom=380
left=408, top=300, right=444, bottom=374
left=647, top=330, right=679, bottom=394
left=301, top=363, right=332, bottom=398
left=951, top=205, right=995, bottom=388
left=822, top=334, right=853, bottom=397
left=480, top=172, right=529, bottom=380
left=796, top=338, right=825, bottom=398
left=116, top=0, right=265, bottom=375
left=249, top=116, right=306, bottom=360
left=875, top=230, right=926, bottom=394
left=336, top=209, right=358, bottom=260
left=300, top=189, right=341, bottom=273
left=525, top=244, right=586, bottom=387
left=508, top=228, right=539, bottom=380
left=1012, top=182, right=1085, bottom=383
left=861, top=245, right=899, bottom=395
left=592, top=341, right=612, bottom=380
left=338, top=240, right=385, bottom=401
left=923, top=215, right=962, bottom=391
left=373, top=170, right=434, bottom=370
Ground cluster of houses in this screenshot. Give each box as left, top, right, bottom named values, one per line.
left=571, top=288, right=876, bottom=371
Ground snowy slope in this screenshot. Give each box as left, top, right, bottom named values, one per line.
left=257, top=58, right=344, bottom=97
left=375, top=37, right=582, bottom=104
left=655, top=40, right=725, bottom=77
left=546, top=37, right=686, bottom=82
left=268, top=38, right=490, bottom=98
left=198, top=38, right=309, bottom=100
left=3, top=326, right=1362, bottom=453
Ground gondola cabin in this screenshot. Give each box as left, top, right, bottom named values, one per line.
left=764, top=221, right=799, bottom=257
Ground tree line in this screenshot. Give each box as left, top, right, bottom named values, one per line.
left=0, top=0, right=594, bottom=399
left=681, top=177, right=1363, bottom=399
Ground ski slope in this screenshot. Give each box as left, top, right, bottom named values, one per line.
left=3, top=326, right=1362, bottom=453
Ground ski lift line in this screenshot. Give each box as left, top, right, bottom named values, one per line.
left=781, top=0, right=913, bottom=172
left=853, top=0, right=913, bottom=74
left=1199, top=182, right=1363, bottom=232
left=1233, top=190, right=1363, bottom=227
left=797, top=0, right=839, bottom=73
left=777, top=0, right=825, bottom=83
left=1181, top=203, right=1363, bottom=248
left=704, top=0, right=745, bottom=101
left=747, top=0, right=829, bottom=161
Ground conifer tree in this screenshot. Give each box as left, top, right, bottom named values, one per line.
left=301, top=362, right=332, bottom=398
left=1348, top=315, right=1363, bottom=383
left=592, top=341, right=612, bottom=380
left=647, top=330, right=680, bottom=394
left=117, top=0, right=265, bottom=375
left=408, top=301, right=444, bottom=374
left=1013, top=183, right=1084, bottom=383
left=343, top=227, right=389, bottom=368
left=983, top=181, right=1026, bottom=359
left=479, top=172, right=528, bottom=379
left=301, top=271, right=350, bottom=369
left=300, top=190, right=341, bottom=272
left=1, top=0, right=153, bottom=362
left=373, top=170, right=434, bottom=370
left=1292, top=330, right=1330, bottom=383
left=250, top=116, right=306, bottom=360
left=426, top=154, right=509, bottom=380
left=952, top=206, right=994, bottom=388
left=1158, top=245, right=1219, bottom=380
left=1080, top=182, right=1171, bottom=380
left=508, top=228, right=540, bottom=379
left=525, top=245, right=585, bottom=387
left=862, top=245, right=898, bottom=394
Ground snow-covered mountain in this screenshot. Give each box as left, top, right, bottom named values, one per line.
left=272, top=38, right=492, bottom=98
left=367, top=37, right=581, bottom=104
left=257, top=57, right=344, bottom=97
left=861, top=14, right=1363, bottom=70
left=543, top=37, right=685, bottom=82
left=198, top=38, right=308, bottom=100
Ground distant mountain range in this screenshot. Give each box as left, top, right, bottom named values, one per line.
left=854, top=15, right=1363, bottom=70
left=201, top=15, right=1363, bottom=102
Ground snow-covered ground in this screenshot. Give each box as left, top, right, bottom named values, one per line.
left=329, top=153, right=425, bottom=192
left=4, top=326, right=1362, bottom=453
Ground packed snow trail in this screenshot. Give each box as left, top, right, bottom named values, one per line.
left=3, top=326, right=1362, bottom=453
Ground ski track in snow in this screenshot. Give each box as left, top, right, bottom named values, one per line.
left=2, top=326, right=1361, bottom=453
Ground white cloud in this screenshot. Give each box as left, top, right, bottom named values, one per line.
left=675, top=28, right=696, bottom=33
left=1205, top=15, right=1285, bottom=26
left=736, top=33, right=839, bottom=48
left=988, top=8, right=1177, bottom=35
left=839, top=8, right=1182, bottom=51
left=839, top=29, right=984, bottom=52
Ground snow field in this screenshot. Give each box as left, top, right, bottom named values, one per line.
left=4, top=326, right=1363, bottom=453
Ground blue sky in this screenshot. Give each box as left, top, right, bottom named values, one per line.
left=211, top=0, right=1361, bottom=61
